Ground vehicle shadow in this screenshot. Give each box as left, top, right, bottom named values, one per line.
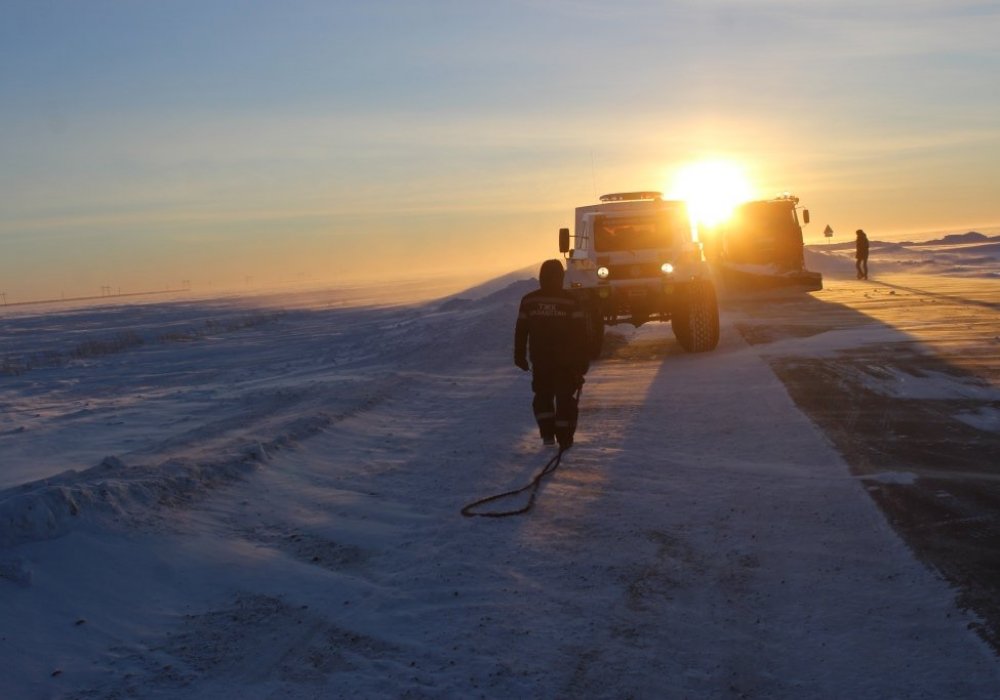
left=599, top=286, right=1000, bottom=654
left=872, top=279, right=1000, bottom=311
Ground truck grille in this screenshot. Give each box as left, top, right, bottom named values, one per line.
left=607, top=262, right=662, bottom=280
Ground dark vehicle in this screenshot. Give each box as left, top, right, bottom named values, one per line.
left=701, top=194, right=823, bottom=292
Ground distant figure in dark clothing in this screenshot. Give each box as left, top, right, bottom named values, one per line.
left=855, top=229, right=870, bottom=280
left=514, top=260, right=589, bottom=449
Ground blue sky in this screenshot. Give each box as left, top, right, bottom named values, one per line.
left=2, top=0, right=998, bottom=299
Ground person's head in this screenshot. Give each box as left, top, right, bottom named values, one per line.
left=539, top=259, right=565, bottom=292
left=856, top=229, right=866, bottom=238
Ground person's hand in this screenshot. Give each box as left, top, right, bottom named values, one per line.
left=515, top=358, right=530, bottom=371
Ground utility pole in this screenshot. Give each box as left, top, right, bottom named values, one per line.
left=1, top=291, right=6, bottom=306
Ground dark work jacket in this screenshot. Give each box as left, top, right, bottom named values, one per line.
left=856, top=235, right=870, bottom=260
left=514, top=288, right=589, bottom=374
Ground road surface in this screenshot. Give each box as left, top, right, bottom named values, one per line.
left=727, top=273, right=1000, bottom=652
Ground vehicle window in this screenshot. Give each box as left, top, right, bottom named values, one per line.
left=734, top=203, right=793, bottom=235
left=594, top=212, right=687, bottom=252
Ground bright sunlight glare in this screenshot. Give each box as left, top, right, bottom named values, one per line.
left=667, top=160, right=755, bottom=227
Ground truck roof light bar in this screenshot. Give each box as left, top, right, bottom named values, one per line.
left=772, top=193, right=800, bottom=205
left=599, top=191, right=663, bottom=203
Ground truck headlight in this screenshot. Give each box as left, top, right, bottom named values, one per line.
left=661, top=262, right=675, bottom=274
left=597, top=266, right=610, bottom=279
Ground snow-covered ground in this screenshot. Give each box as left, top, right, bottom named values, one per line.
left=805, top=230, right=1000, bottom=280
left=1, top=238, right=998, bottom=698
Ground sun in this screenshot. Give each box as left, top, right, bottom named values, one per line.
left=667, top=160, right=754, bottom=228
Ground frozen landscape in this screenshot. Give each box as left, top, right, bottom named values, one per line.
left=1, top=234, right=999, bottom=699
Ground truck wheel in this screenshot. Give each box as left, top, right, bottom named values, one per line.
left=673, top=280, right=720, bottom=352
left=587, top=307, right=605, bottom=359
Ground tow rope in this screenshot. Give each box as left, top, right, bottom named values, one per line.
left=460, top=446, right=567, bottom=518
left=461, top=386, right=582, bottom=518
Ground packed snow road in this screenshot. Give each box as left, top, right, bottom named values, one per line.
left=1, top=272, right=998, bottom=698
left=730, top=272, right=1000, bottom=654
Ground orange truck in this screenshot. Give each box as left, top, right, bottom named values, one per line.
left=700, top=194, right=823, bottom=292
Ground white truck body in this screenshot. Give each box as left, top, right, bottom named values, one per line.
left=558, top=192, right=720, bottom=355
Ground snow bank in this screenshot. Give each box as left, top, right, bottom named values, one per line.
left=0, top=414, right=332, bottom=548
left=806, top=235, right=1000, bottom=279
left=0, top=274, right=524, bottom=546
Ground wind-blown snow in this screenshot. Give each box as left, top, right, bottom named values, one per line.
left=805, top=232, right=1000, bottom=279
left=1, top=247, right=998, bottom=698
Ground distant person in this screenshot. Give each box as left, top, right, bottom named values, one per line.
left=514, top=260, right=589, bottom=449
left=855, top=229, right=870, bottom=280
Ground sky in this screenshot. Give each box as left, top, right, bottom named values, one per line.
left=2, top=0, right=999, bottom=301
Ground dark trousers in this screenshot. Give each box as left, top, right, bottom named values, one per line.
left=856, top=257, right=868, bottom=279
left=531, top=366, right=580, bottom=443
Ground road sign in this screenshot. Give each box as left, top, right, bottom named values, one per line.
left=823, top=225, right=834, bottom=238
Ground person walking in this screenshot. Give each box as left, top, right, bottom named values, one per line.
left=514, top=259, right=589, bottom=449
left=855, top=229, right=870, bottom=280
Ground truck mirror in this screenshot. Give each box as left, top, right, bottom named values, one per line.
left=558, top=228, right=570, bottom=253
left=802, top=209, right=810, bottom=224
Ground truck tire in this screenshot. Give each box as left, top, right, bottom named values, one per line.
left=673, top=280, right=720, bottom=352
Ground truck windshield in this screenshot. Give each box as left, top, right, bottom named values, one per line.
left=726, top=201, right=803, bottom=268
left=734, top=202, right=795, bottom=234
left=594, top=211, right=688, bottom=252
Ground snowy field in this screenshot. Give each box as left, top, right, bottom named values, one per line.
left=1, top=236, right=999, bottom=698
